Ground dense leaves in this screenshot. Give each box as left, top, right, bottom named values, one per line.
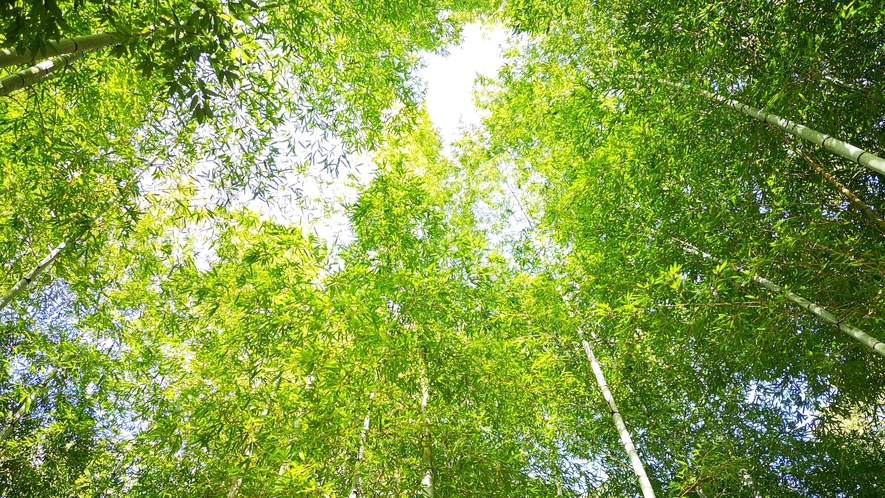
left=2, top=1, right=885, bottom=497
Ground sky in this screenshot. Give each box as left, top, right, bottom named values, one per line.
left=421, top=24, right=508, bottom=146
left=267, top=23, right=508, bottom=246
left=177, top=23, right=510, bottom=270
left=307, top=23, right=508, bottom=246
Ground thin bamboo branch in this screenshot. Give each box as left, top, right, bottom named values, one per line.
left=818, top=75, right=872, bottom=95
left=348, top=390, right=376, bottom=498
left=674, top=239, right=885, bottom=358
left=420, top=362, right=434, bottom=498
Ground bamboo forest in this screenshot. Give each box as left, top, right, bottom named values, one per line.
left=2, top=0, right=885, bottom=496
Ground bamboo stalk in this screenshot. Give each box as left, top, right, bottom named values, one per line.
left=0, top=50, right=91, bottom=97
left=0, top=2, right=281, bottom=97
left=0, top=2, right=282, bottom=69
left=663, top=80, right=885, bottom=177
left=768, top=124, right=885, bottom=233
left=348, top=392, right=375, bottom=498
left=419, top=365, right=434, bottom=498
left=0, top=32, right=127, bottom=68
left=1, top=225, right=90, bottom=311
left=675, top=239, right=885, bottom=358
left=580, top=331, right=657, bottom=498
left=504, top=174, right=658, bottom=496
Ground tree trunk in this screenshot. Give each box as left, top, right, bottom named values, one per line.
left=0, top=32, right=127, bottom=68
left=1, top=225, right=89, bottom=311
left=663, top=80, right=885, bottom=177
left=580, top=331, right=657, bottom=498
left=675, top=239, right=885, bottom=358
left=0, top=50, right=92, bottom=97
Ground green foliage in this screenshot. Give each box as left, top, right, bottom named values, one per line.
left=457, top=1, right=885, bottom=494
left=2, top=1, right=885, bottom=497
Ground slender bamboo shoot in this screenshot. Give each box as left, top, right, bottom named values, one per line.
left=1, top=226, right=89, bottom=311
